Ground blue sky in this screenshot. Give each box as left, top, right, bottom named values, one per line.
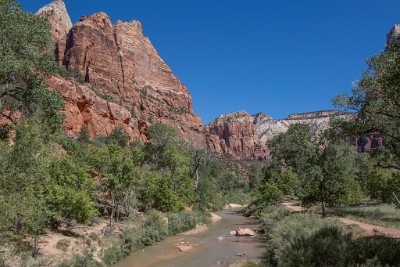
left=19, top=0, right=400, bottom=123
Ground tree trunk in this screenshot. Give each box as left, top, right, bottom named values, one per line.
left=110, top=191, right=115, bottom=228
left=393, top=192, right=400, bottom=206
left=194, top=168, right=199, bottom=191
left=320, top=181, right=326, bottom=217
left=32, top=236, right=39, bottom=258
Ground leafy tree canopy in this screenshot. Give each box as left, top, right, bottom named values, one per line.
left=0, top=0, right=63, bottom=131
left=333, top=39, right=400, bottom=165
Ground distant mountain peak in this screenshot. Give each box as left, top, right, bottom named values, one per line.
left=36, top=0, right=72, bottom=32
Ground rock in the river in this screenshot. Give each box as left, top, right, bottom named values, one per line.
left=177, top=243, right=193, bottom=252
left=235, top=228, right=255, bottom=236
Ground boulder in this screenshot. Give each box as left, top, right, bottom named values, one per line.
left=177, top=244, right=193, bottom=252
left=235, top=228, right=255, bottom=236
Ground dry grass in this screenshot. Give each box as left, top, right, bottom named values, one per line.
left=327, top=204, right=400, bottom=229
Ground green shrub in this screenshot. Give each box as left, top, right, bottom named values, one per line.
left=263, top=213, right=341, bottom=266
left=224, top=190, right=252, bottom=206
left=101, top=210, right=168, bottom=265
left=347, top=235, right=400, bottom=266
left=57, top=250, right=103, bottom=267
left=283, top=226, right=351, bottom=267
left=89, top=232, right=100, bottom=242
left=55, top=239, right=71, bottom=252
left=101, top=238, right=124, bottom=266
left=144, top=210, right=169, bottom=240
left=263, top=210, right=400, bottom=267
left=168, top=211, right=210, bottom=236
left=258, top=205, right=287, bottom=234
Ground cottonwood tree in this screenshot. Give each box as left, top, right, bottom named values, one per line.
left=88, top=142, right=140, bottom=226
left=259, top=124, right=362, bottom=216
left=333, top=36, right=400, bottom=202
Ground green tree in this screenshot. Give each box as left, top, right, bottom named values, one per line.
left=332, top=38, right=400, bottom=203
left=144, top=123, right=186, bottom=167
left=248, top=162, right=264, bottom=190
left=0, top=120, right=53, bottom=254
left=140, top=123, right=194, bottom=211
left=107, top=126, right=129, bottom=147
left=88, top=142, right=140, bottom=225
left=301, top=142, right=362, bottom=216
left=267, top=123, right=316, bottom=174
left=46, top=156, right=97, bottom=226
left=333, top=40, right=400, bottom=153
left=265, top=124, right=362, bottom=216
left=366, top=166, right=400, bottom=203
left=0, top=0, right=63, bottom=130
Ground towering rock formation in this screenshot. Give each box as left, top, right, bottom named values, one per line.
left=37, top=0, right=204, bottom=146
left=36, top=0, right=72, bottom=64
left=205, top=111, right=269, bottom=161
left=386, top=24, right=400, bottom=46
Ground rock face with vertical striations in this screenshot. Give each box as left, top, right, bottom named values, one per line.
left=36, top=0, right=72, bottom=64
left=37, top=1, right=204, bottom=146
left=386, top=24, right=400, bottom=46
left=205, top=111, right=269, bottom=161
left=46, top=75, right=149, bottom=141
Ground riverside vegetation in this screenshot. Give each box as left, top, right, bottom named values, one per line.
left=2, top=0, right=400, bottom=266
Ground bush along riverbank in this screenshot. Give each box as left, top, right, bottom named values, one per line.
left=247, top=205, right=400, bottom=267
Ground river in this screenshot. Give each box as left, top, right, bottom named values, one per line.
left=113, top=208, right=265, bottom=267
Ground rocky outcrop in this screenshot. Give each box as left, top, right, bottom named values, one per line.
left=386, top=24, right=400, bottom=46
left=254, top=110, right=354, bottom=144
left=38, top=1, right=204, bottom=146
left=36, top=0, right=72, bottom=64
left=205, top=111, right=269, bottom=161
left=46, top=75, right=147, bottom=141
left=205, top=110, right=355, bottom=160
left=354, top=135, right=384, bottom=153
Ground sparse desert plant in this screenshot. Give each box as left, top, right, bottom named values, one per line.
left=89, top=232, right=101, bottom=242
left=55, top=239, right=71, bottom=252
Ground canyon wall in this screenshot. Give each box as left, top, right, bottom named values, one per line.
left=205, top=111, right=269, bottom=161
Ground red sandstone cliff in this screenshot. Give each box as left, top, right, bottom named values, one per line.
left=37, top=0, right=204, bottom=146
left=46, top=75, right=149, bottom=141
left=36, top=0, right=72, bottom=64
left=205, top=111, right=269, bottom=161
